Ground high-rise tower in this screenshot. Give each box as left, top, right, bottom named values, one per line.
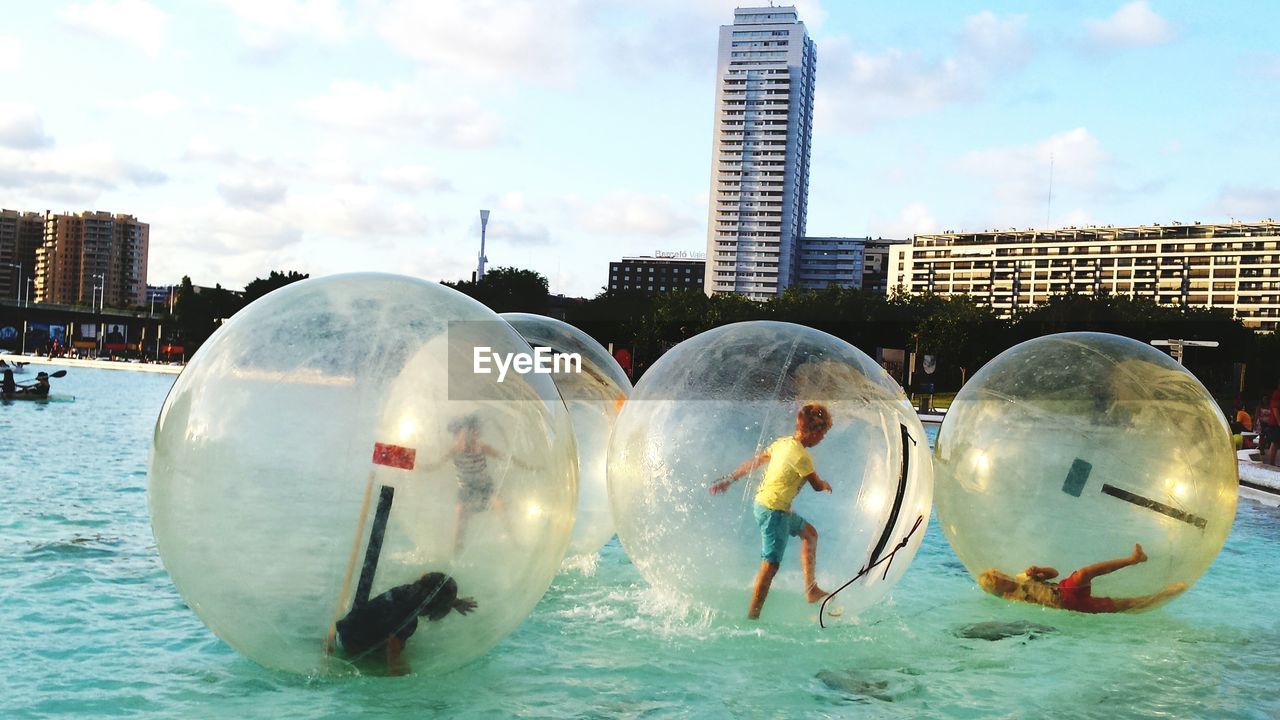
left=704, top=6, right=816, bottom=298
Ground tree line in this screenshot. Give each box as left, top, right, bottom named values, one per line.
left=172, top=266, right=1278, bottom=404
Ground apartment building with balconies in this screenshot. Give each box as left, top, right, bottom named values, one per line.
left=704, top=6, right=816, bottom=299
left=34, top=211, right=150, bottom=308
left=887, top=221, right=1280, bottom=331
left=0, top=209, right=44, bottom=302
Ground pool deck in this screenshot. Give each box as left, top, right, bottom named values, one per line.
left=0, top=353, right=182, bottom=375
left=1238, top=450, right=1280, bottom=505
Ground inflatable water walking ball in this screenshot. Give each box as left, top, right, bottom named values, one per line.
left=501, top=313, right=631, bottom=558
left=934, top=332, right=1237, bottom=611
left=149, top=274, right=578, bottom=676
left=607, top=321, right=932, bottom=622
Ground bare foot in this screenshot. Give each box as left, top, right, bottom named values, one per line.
left=1132, top=544, right=1147, bottom=563
left=805, top=584, right=829, bottom=603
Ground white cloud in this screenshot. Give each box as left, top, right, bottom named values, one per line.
left=564, top=191, right=700, bottom=237
left=182, top=137, right=246, bottom=166
left=215, top=0, right=349, bottom=57
left=0, top=105, right=53, bottom=149
left=959, top=11, right=1032, bottom=70
left=374, top=0, right=586, bottom=84
left=1084, top=1, right=1174, bottom=49
left=498, top=191, right=526, bottom=212
left=0, top=35, right=20, bottom=74
left=124, top=91, right=184, bottom=118
left=301, top=185, right=432, bottom=243
left=582, top=0, right=824, bottom=76
left=0, top=143, right=165, bottom=206
left=301, top=81, right=506, bottom=147
left=955, top=128, right=1113, bottom=227
left=381, top=165, right=454, bottom=194
left=487, top=219, right=552, bottom=246
left=869, top=202, right=938, bottom=239
left=1212, top=186, right=1280, bottom=221
left=815, top=12, right=1030, bottom=131
left=61, top=0, right=168, bottom=58
left=217, top=175, right=287, bottom=209
left=147, top=180, right=442, bottom=286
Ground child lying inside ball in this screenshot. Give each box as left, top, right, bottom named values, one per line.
left=710, top=402, right=834, bottom=619
left=977, top=544, right=1186, bottom=613
left=335, top=572, right=477, bottom=675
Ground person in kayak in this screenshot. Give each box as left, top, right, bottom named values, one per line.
left=1, top=368, right=17, bottom=398
left=24, top=371, right=50, bottom=398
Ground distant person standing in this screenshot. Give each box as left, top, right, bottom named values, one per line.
left=1256, top=395, right=1273, bottom=457
left=1268, top=379, right=1280, bottom=466
left=1233, top=398, right=1253, bottom=433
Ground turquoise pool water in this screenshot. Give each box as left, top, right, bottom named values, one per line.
left=2, top=366, right=1278, bottom=719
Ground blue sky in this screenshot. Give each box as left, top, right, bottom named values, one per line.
left=2, top=1, right=1277, bottom=297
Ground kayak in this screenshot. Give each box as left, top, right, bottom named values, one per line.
left=1, top=392, right=74, bottom=403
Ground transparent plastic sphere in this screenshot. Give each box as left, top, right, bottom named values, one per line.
left=501, top=313, right=631, bottom=558
left=934, top=332, right=1237, bottom=611
left=149, top=274, right=577, bottom=675
left=607, top=321, right=932, bottom=622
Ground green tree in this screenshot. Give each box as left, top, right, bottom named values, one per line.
left=172, top=276, right=243, bottom=354
left=244, top=270, right=310, bottom=304
left=445, top=266, right=550, bottom=313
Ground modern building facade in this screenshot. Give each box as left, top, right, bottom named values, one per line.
left=0, top=209, right=45, bottom=303
left=887, top=221, right=1280, bottom=331
left=608, top=255, right=706, bottom=296
left=34, top=211, right=150, bottom=308
left=704, top=6, right=816, bottom=299
left=795, top=236, right=863, bottom=290
left=861, top=239, right=905, bottom=295
left=795, top=236, right=908, bottom=292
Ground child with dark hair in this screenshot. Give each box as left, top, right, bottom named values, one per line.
left=435, top=414, right=533, bottom=554
left=711, top=403, right=834, bottom=619
left=335, top=572, right=476, bottom=675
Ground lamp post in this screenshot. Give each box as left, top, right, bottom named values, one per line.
left=25, top=277, right=33, bottom=307
left=92, top=273, right=105, bottom=357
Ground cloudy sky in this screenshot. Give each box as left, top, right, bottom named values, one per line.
left=2, top=1, right=1277, bottom=296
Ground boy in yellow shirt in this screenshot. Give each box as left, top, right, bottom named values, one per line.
left=710, top=403, right=833, bottom=619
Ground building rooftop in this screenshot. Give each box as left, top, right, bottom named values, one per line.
left=916, top=220, right=1280, bottom=246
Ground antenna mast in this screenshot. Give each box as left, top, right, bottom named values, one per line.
left=477, top=209, right=490, bottom=281
left=1046, top=153, right=1054, bottom=228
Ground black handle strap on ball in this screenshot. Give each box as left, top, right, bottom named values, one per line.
left=1061, top=456, right=1206, bottom=530
left=819, top=514, right=924, bottom=629
left=867, top=424, right=915, bottom=566
left=1101, top=483, right=1207, bottom=530
left=355, top=485, right=396, bottom=606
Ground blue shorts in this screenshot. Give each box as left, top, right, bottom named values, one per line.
left=753, top=504, right=806, bottom=565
